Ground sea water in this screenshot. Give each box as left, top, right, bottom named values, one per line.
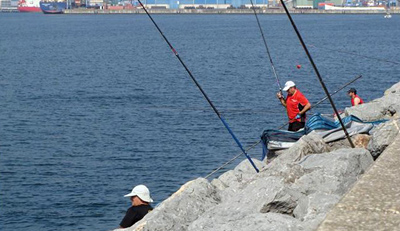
left=0, top=13, right=399, bottom=230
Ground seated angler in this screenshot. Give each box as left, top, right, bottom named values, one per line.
left=348, top=88, right=364, bottom=106
left=119, top=185, right=153, bottom=229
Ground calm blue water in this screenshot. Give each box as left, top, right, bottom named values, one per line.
left=0, top=13, right=399, bottom=230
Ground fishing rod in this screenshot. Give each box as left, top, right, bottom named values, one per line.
left=308, top=44, right=400, bottom=65
left=137, top=0, right=259, bottom=173
left=278, top=74, right=362, bottom=130
left=206, top=74, right=362, bottom=178
left=248, top=0, right=283, bottom=92
left=280, top=0, right=355, bottom=148
left=205, top=140, right=261, bottom=179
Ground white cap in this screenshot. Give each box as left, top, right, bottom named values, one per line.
left=282, top=81, right=296, bottom=91
left=124, top=185, right=153, bottom=203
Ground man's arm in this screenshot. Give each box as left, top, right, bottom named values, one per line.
left=276, top=92, right=287, bottom=107
left=119, top=208, right=137, bottom=229
left=353, top=97, right=361, bottom=106
left=299, top=102, right=311, bottom=115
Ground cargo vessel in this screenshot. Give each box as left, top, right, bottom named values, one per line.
left=18, top=0, right=41, bottom=12
left=39, top=1, right=67, bottom=14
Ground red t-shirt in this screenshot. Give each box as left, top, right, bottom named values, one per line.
left=351, top=95, right=364, bottom=106
left=286, top=89, right=309, bottom=123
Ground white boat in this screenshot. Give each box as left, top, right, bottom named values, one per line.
left=384, top=13, right=392, bottom=18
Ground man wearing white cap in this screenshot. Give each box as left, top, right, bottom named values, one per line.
left=276, top=81, right=311, bottom=131
left=119, top=185, right=153, bottom=228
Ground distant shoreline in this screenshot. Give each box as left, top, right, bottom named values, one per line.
left=64, top=8, right=400, bottom=14
left=1, top=7, right=398, bottom=14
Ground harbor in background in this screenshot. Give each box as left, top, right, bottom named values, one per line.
left=1, top=0, right=400, bottom=13
left=63, top=7, right=400, bottom=13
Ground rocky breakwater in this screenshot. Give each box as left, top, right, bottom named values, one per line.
left=119, top=82, right=400, bottom=231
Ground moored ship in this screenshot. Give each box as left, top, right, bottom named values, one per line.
left=39, top=1, right=67, bottom=14
left=18, top=0, right=41, bottom=12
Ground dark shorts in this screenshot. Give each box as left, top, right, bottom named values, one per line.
left=288, top=121, right=305, bottom=132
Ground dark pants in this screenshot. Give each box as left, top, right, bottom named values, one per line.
left=288, top=121, right=305, bottom=132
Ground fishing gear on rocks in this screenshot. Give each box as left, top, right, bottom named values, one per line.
left=137, top=0, right=260, bottom=173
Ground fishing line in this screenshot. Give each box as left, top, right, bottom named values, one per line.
left=137, top=0, right=259, bottom=173
left=205, top=140, right=261, bottom=179
left=308, top=44, right=400, bottom=65
left=281, top=0, right=355, bottom=148
left=142, top=106, right=281, bottom=114
left=248, top=0, right=282, bottom=91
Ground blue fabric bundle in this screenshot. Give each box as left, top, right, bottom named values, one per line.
left=260, top=113, right=386, bottom=160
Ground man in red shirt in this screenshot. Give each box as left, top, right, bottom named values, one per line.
left=276, top=81, right=311, bottom=131
left=348, top=88, right=364, bottom=106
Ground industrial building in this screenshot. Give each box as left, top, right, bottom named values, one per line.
left=0, top=0, right=18, bottom=10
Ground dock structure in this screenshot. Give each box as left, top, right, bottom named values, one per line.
left=318, top=129, right=400, bottom=231
left=0, top=7, right=18, bottom=12
left=64, top=8, right=400, bottom=14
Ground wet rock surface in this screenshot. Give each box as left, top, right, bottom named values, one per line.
left=119, top=82, right=400, bottom=231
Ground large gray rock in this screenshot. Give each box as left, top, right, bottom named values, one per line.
left=294, top=193, right=341, bottom=221
left=213, top=158, right=265, bottom=190
left=260, top=191, right=298, bottom=215
left=121, top=148, right=374, bottom=231
left=294, top=193, right=341, bottom=231
left=384, top=81, right=400, bottom=96
left=266, top=131, right=330, bottom=174
left=211, top=158, right=266, bottom=201
left=197, top=148, right=373, bottom=231
left=317, top=133, right=400, bottom=231
left=293, top=148, right=373, bottom=196
left=122, top=178, right=220, bottom=231
left=345, top=82, right=400, bottom=121
left=327, top=134, right=371, bottom=150
left=345, top=101, right=390, bottom=121
left=188, top=176, right=291, bottom=231
left=121, top=128, right=379, bottom=231
left=367, top=119, right=400, bottom=159
left=189, top=213, right=300, bottom=231
left=234, top=158, right=266, bottom=173
left=288, top=148, right=373, bottom=230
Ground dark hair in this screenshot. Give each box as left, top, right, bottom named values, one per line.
left=348, top=88, right=357, bottom=94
